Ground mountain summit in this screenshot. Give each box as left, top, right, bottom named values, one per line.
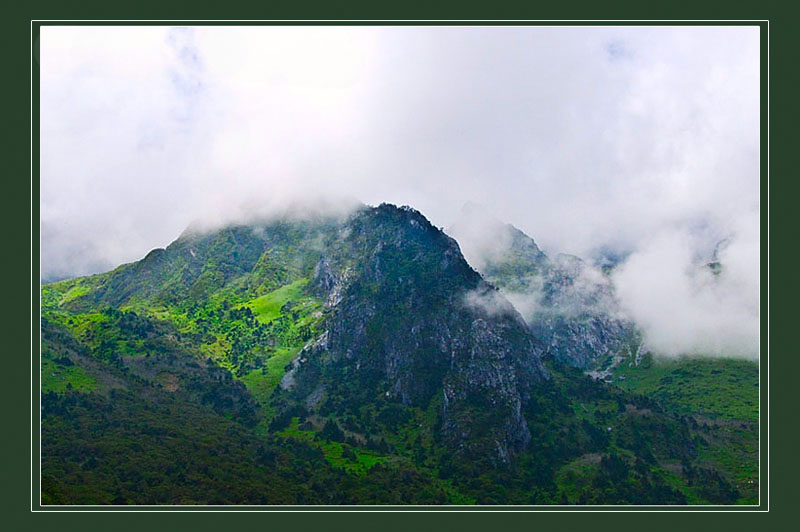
left=280, top=204, right=548, bottom=462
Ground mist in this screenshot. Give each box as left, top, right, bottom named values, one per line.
left=40, top=25, right=760, bottom=357
left=613, top=212, right=760, bottom=359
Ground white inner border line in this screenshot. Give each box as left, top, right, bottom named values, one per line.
left=31, top=19, right=769, bottom=513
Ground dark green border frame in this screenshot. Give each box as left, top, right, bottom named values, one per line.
left=7, top=0, right=790, bottom=529
left=26, top=15, right=772, bottom=515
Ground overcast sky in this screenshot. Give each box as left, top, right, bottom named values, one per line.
left=40, top=25, right=760, bottom=357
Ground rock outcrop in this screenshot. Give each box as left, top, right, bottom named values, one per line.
left=449, top=204, right=636, bottom=370
left=288, top=204, right=548, bottom=462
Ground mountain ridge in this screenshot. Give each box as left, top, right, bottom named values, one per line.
left=39, top=201, right=754, bottom=505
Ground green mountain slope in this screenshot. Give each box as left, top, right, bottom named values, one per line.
left=39, top=203, right=755, bottom=505
left=608, top=353, right=759, bottom=502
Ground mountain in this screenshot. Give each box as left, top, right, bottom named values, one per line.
left=448, top=203, right=637, bottom=370
left=40, top=203, right=751, bottom=505
left=279, top=205, right=549, bottom=462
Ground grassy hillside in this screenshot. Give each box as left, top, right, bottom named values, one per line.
left=243, top=278, right=312, bottom=323
left=612, top=354, right=758, bottom=421
left=609, top=353, right=759, bottom=504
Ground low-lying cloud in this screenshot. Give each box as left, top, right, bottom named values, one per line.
left=462, top=286, right=521, bottom=320
left=613, top=213, right=759, bottom=358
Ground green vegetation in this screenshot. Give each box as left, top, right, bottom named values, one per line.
left=239, top=347, right=300, bottom=430
left=41, top=357, right=96, bottom=393
left=610, top=353, right=759, bottom=503
left=278, top=417, right=388, bottom=476
left=42, top=388, right=349, bottom=505
left=38, top=208, right=758, bottom=505
left=612, top=354, right=758, bottom=421
left=243, top=278, right=311, bottom=323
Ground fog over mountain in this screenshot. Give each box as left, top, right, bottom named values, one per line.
left=40, top=25, right=760, bottom=357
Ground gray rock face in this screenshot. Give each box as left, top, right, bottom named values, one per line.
left=290, top=204, right=548, bottom=462
left=449, top=205, right=636, bottom=370
left=527, top=254, right=636, bottom=369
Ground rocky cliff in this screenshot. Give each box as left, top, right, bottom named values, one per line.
left=283, top=204, right=548, bottom=461
left=449, top=204, right=636, bottom=370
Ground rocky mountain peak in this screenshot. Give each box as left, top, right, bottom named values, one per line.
left=287, top=203, right=548, bottom=462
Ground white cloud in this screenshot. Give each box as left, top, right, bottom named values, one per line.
left=613, top=213, right=759, bottom=358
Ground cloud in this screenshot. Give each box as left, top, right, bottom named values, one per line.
left=612, top=212, right=759, bottom=358
left=40, top=25, right=761, bottom=357
left=462, top=286, right=520, bottom=320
